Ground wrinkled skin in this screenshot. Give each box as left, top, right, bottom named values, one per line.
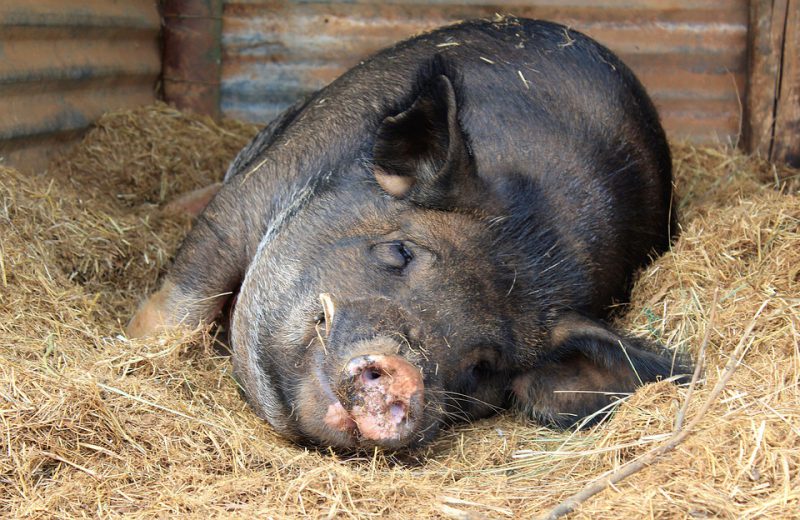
left=128, top=18, right=689, bottom=451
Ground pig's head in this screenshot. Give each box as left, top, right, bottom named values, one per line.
left=231, top=67, right=685, bottom=451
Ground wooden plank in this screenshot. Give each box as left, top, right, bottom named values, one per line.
left=744, top=0, right=784, bottom=156
left=772, top=0, right=800, bottom=166
left=162, top=0, right=223, bottom=118
left=744, top=0, right=800, bottom=167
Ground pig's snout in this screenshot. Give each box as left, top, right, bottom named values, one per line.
left=337, top=354, right=424, bottom=445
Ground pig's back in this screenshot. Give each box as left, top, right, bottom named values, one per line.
left=225, top=18, right=671, bottom=311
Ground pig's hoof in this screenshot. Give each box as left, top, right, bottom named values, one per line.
left=126, top=283, right=176, bottom=338
left=342, top=355, right=424, bottom=443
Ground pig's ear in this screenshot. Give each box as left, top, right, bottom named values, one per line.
left=372, top=74, right=479, bottom=207
left=512, top=312, right=689, bottom=428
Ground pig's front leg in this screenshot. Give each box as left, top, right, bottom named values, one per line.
left=127, top=184, right=254, bottom=337
left=126, top=97, right=314, bottom=337
left=126, top=279, right=199, bottom=337
left=511, top=313, right=690, bottom=428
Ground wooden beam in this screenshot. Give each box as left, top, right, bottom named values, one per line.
left=161, top=0, right=223, bottom=118
left=745, top=0, right=800, bottom=167
left=773, top=0, right=799, bottom=166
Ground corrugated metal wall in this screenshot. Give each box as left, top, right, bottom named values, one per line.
left=221, top=0, right=748, bottom=145
left=0, top=0, right=160, bottom=172
left=0, top=0, right=753, bottom=170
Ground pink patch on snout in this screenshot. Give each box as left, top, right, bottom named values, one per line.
left=323, top=401, right=356, bottom=432
left=345, top=355, right=424, bottom=442
left=390, top=402, right=406, bottom=422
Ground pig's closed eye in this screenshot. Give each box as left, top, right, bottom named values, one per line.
left=468, top=360, right=492, bottom=380
left=371, top=241, right=414, bottom=270
left=456, top=360, right=494, bottom=394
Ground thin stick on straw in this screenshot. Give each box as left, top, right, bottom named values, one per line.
left=539, top=298, right=767, bottom=520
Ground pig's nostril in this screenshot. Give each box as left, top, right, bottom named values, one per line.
left=390, top=402, right=406, bottom=422
left=362, top=368, right=382, bottom=382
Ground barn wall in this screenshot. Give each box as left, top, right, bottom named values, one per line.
left=0, top=0, right=161, bottom=172
left=220, top=0, right=749, bottom=145
left=746, top=0, right=800, bottom=167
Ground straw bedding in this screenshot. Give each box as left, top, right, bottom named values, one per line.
left=1, top=103, right=798, bottom=518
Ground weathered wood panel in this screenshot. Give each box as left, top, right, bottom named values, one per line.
left=221, top=0, right=749, bottom=145
left=746, top=0, right=800, bottom=167
left=162, top=0, right=224, bottom=118
left=772, top=1, right=799, bottom=166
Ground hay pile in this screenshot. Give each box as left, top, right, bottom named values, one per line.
left=1, top=103, right=798, bottom=518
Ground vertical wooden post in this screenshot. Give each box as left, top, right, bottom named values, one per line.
left=745, top=0, right=800, bottom=167
left=161, top=0, right=223, bottom=118
left=772, top=1, right=799, bottom=166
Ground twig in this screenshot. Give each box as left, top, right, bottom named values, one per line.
left=539, top=299, right=768, bottom=520
left=97, top=382, right=233, bottom=433
left=675, top=288, right=719, bottom=430
left=441, top=496, right=514, bottom=517
left=40, top=451, right=99, bottom=479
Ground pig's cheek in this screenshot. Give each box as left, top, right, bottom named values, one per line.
left=294, top=374, right=356, bottom=445
left=324, top=402, right=357, bottom=432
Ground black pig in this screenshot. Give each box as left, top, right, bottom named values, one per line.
left=129, top=18, right=687, bottom=451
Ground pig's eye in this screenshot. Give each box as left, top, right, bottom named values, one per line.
left=371, top=241, right=414, bottom=270
left=468, top=360, right=492, bottom=380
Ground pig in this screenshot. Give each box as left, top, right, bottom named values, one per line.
left=128, top=17, right=688, bottom=451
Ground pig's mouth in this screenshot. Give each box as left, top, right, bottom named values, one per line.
left=313, top=360, right=358, bottom=434
left=309, top=348, right=427, bottom=450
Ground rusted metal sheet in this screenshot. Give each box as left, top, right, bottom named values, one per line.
left=162, top=0, right=223, bottom=118
left=221, top=0, right=749, bottom=145
left=0, top=0, right=160, bottom=172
